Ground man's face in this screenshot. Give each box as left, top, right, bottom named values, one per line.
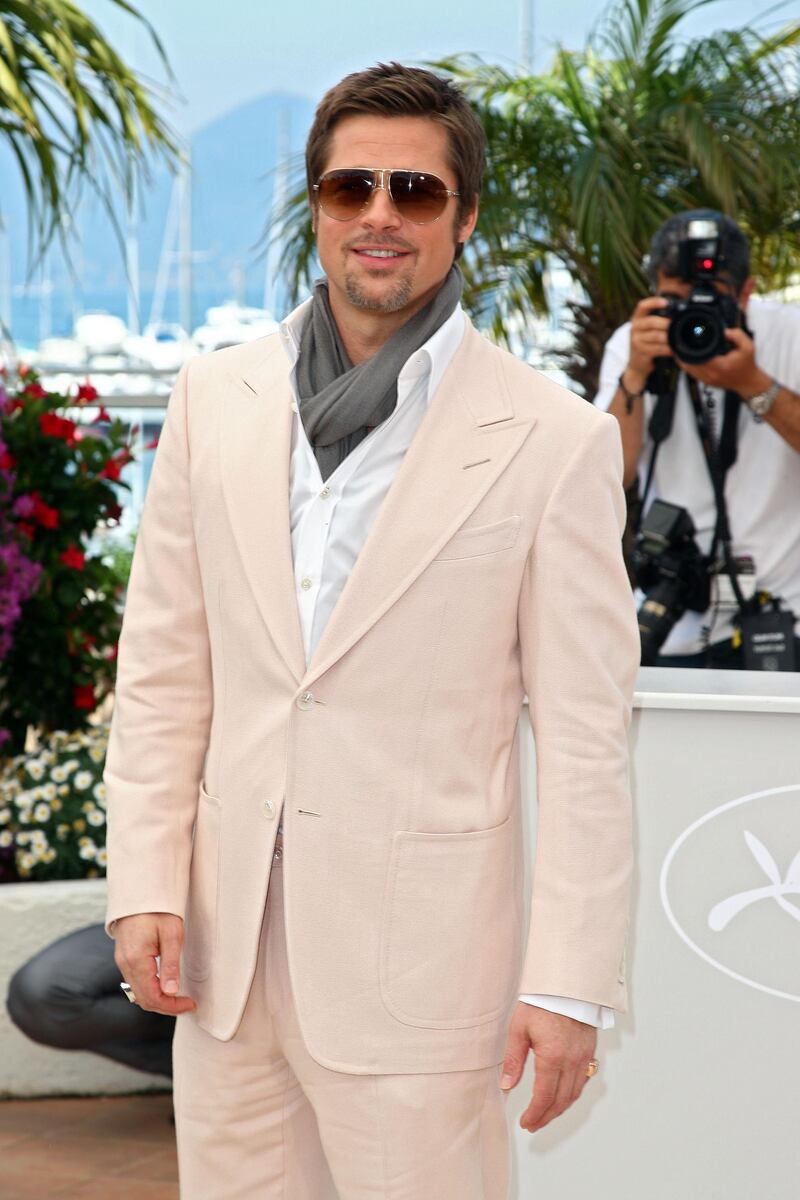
left=655, top=271, right=752, bottom=310
left=312, top=114, right=478, bottom=324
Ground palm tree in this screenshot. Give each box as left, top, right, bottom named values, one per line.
left=0, top=0, right=178, bottom=268
left=272, top=0, right=800, bottom=398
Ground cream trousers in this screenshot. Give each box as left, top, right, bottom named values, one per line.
left=172, top=849, right=510, bottom=1199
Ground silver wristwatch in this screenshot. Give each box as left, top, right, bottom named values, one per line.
left=746, top=378, right=780, bottom=420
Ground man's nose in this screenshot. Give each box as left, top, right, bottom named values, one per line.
left=361, top=178, right=402, bottom=227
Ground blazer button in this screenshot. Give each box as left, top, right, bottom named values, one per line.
left=296, top=691, right=315, bottom=710
left=263, top=798, right=276, bottom=819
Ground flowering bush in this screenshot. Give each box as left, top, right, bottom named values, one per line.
left=0, top=368, right=136, bottom=754
left=0, top=459, right=41, bottom=683
left=0, top=726, right=109, bottom=883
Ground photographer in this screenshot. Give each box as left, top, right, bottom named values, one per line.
left=595, top=209, right=800, bottom=669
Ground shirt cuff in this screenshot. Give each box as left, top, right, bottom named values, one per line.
left=518, top=993, right=615, bottom=1029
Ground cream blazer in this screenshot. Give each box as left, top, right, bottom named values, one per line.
left=105, top=321, right=640, bottom=1074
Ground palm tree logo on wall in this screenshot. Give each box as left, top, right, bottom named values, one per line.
left=708, top=833, right=800, bottom=931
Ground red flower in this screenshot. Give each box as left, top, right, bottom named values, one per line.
left=23, top=382, right=48, bottom=400
left=103, top=501, right=123, bottom=522
left=0, top=449, right=14, bottom=470
left=18, top=364, right=30, bottom=378
left=59, top=544, right=86, bottom=571
left=30, top=493, right=60, bottom=529
left=73, top=684, right=96, bottom=711
left=107, top=642, right=119, bottom=661
left=96, top=406, right=112, bottom=423
left=99, top=459, right=122, bottom=482
left=76, top=382, right=99, bottom=404
left=39, top=412, right=77, bottom=444
left=17, top=521, right=35, bottom=540
left=144, top=435, right=160, bottom=450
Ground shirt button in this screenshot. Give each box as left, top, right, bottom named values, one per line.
left=300, top=577, right=313, bottom=591
left=263, top=798, right=276, bottom=818
left=296, top=691, right=315, bottom=710
left=320, top=486, right=331, bottom=499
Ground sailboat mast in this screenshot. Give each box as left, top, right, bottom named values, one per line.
left=520, top=0, right=535, bottom=71
left=178, top=147, right=193, bottom=334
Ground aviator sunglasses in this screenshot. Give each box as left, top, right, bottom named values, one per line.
left=313, top=167, right=461, bottom=224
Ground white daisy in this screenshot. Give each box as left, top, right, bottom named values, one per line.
left=78, top=842, right=97, bottom=860
left=64, top=759, right=80, bottom=774
left=0, top=809, right=11, bottom=825
left=87, top=810, right=105, bottom=827
left=89, top=746, right=105, bottom=763
left=43, top=848, right=57, bottom=864
left=74, top=771, right=93, bottom=792
left=41, top=783, right=57, bottom=801
left=96, top=847, right=108, bottom=867
left=93, top=782, right=107, bottom=803
left=51, top=766, right=69, bottom=783
left=0, top=831, right=13, bottom=848
left=19, top=852, right=36, bottom=871
left=26, top=761, right=46, bottom=781
left=34, top=803, right=51, bottom=822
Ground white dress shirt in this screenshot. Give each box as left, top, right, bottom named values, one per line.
left=279, top=298, right=613, bottom=1030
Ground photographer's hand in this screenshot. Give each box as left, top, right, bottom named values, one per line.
left=678, top=326, right=764, bottom=396
left=626, top=295, right=673, bottom=389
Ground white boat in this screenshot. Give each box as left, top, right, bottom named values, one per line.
left=192, top=301, right=278, bottom=354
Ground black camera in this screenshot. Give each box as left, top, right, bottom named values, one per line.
left=660, top=218, right=741, bottom=363
left=631, top=500, right=711, bottom=665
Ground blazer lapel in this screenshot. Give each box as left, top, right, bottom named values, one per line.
left=220, top=339, right=306, bottom=685
left=302, top=325, right=537, bottom=688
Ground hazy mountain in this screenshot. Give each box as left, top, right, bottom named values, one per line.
left=1, top=91, right=316, bottom=345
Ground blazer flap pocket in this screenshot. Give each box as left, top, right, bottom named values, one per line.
left=434, top=515, right=521, bottom=561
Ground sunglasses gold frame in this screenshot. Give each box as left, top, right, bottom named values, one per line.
left=313, top=167, right=461, bottom=224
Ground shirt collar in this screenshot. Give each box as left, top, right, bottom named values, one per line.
left=279, top=297, right=466, bottom=411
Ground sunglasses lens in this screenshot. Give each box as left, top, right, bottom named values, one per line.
left=317, top=170, right=374, bottom=219
left=316, top=170, right=452, bottom=223
left=390, top=172, right=449, bottom=222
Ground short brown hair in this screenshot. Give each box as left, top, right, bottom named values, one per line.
left=306, top=62, right=486, bottom=225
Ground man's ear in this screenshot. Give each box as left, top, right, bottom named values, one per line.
left=457, top=201, right=479, bottom=245
left=738, top=276, right=755, bottom=308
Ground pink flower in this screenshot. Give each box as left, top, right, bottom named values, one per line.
left=12, top=495, right=35, bottom=519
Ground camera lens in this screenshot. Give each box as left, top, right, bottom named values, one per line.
left=668, top=305, right=726, bottom=363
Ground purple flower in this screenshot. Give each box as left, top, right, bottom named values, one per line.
left=12, top=494, right=35, bottom=518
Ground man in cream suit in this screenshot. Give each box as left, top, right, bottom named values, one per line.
left=106, top=63, right=640, bottom=1199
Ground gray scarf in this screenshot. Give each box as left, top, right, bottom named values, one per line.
left=295, top=266, right=463, bottom=480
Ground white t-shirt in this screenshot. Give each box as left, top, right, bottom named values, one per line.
left=595, top=298, right=800, bottom=656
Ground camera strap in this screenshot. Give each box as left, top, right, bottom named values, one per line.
left=686, top=376, right=745, bottom=605
left=634, top=361, right=680, bottom=533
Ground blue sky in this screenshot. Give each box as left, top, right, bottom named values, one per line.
left=82, top=0, right=795, bottom=133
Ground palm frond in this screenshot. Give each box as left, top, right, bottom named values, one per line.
left=0, top=0, right=180, bottom=270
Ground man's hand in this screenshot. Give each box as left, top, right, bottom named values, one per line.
left=678, top=326, right=769, bottom=399
left=500, top=1003, right=598, bottom=1133
left=114, top=913, right=197, bottom=1016
left=625, top=294, right=673, bottom=390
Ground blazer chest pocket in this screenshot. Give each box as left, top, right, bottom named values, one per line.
left=380, top=817, right=519, bottom=1029
left=434, top=515, right=521, bottom=561
left=182, top=781, right=222, bottom=981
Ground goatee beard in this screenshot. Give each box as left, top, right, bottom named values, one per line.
left=344, top=272, right=414, bottom=313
